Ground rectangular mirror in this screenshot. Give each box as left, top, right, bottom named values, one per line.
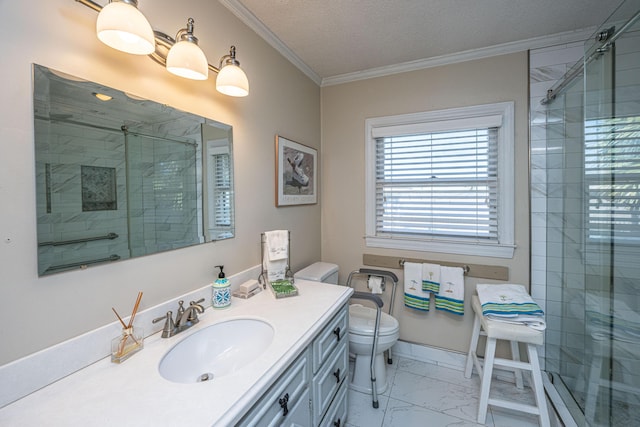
left=33, top=64, right=234, bottom=276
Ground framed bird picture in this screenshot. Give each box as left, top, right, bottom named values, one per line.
left=275, top=135, right=318, bottom=206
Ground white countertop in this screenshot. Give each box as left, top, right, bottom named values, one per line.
left=0, top=280, right=353, bottom=427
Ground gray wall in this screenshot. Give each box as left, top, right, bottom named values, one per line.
left=0, top=0, right=321, bottom=365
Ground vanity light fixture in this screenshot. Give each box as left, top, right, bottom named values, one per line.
left=216, top=46, right=249, bottom=97
left=75, top=0, right=250, bottom=97
left=166, top=18, right=208, bottom=80
left=96, top=0, right=155, bottom=55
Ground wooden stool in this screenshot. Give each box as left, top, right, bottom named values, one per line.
left=464, top=295, right=549, bottom=426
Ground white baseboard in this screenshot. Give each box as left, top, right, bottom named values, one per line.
left=392, top=340, right=468, bottom=371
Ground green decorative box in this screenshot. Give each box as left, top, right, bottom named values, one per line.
left=269, top=279, right=299, bottom=299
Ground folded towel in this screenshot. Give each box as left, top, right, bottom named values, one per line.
left=263, top=257, right=287, bottom=282
left=404, top=262, right=430, bottom=311
left=477, top=284, right=545, bottom=330
left=435, top=266, right=464, bottom=315
left=264, top=230, right=288, bottom=261
left=368, top=276, right=383, bottom=294
left=421, top=263, right=440, bottom=293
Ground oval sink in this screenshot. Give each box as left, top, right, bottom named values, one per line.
left=158, top=318, right=274, bottom=384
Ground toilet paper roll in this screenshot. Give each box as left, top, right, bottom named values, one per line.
left=368, top=276, right=383, bottom=294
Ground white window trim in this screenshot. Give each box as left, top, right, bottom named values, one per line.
left=365, top=102, right=516, bottom=258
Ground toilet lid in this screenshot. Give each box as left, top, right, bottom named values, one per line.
left=349, top=304, right=399, bottom=336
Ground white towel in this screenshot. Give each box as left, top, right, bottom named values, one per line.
left=435, top=266, right=465, bottom=315
left=368, top=276, right=383, bottom=294
left=263, top=250, right=287, bottom=282
left=421, top=263, right=440, bottom=293
left=264, top=230, right=288, bottom=261
left=476, top=284, right=546, bottom=330
left=262, top=230, right=288, bottom=282
left=404, top=262, right=430, bottom=311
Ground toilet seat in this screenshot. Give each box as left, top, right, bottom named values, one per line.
left=349, top=304, right=399, bottom=336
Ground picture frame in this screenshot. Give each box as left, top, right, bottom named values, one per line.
left=275, top=135, right=318, bottom=206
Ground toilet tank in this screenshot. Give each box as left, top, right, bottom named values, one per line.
left=294, top=262, right=339, bottom=285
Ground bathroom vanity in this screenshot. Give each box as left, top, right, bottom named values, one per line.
left=0, top=280, right=353, bottom=426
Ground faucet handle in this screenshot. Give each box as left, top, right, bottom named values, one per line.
left=190, top=298, right=205, bottom=310
left=176, top=300, right=185, bottom=321
left=152, top=311, right=175, bottom=338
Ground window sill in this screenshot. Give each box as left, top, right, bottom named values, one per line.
left=365, top=236, right=515, bottom=259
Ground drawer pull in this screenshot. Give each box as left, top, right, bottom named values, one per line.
left=333, top=368, right=341, bottom=383
left=333, top=326, right=341, bottom=341
left=279, top=393, right=289, bottom=416
left=333, top=419, right=341, bottom=427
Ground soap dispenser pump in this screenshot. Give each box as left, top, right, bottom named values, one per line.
left=212, top=265, right=231, bottom=309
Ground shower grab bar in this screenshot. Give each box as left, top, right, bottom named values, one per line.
left=39, top=232, right=119, bottom=247
left=44, top=254, right=121, bottom=273
left=362, top=253, right=509, bottom=281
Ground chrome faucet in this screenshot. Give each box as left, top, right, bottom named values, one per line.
left=152, top=298, right=205, bottom=338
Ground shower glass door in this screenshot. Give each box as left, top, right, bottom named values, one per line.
left=582, top=5, right=640, bottom=425
left=545, top=2, right=640, bottom=426
left=125, top=131, right=200, bottom=257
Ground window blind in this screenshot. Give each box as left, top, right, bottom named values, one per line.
left=586, top=116, right=640, bottom=243
left=212, top=152, right=232, bottom=227
left=374, top=127, right=499, bottom=241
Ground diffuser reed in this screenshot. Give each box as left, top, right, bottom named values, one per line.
left=111, top=292, right=144, bottom=363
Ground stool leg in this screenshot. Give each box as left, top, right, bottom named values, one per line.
left=465, top=314, right=481, bottom=378
left=527, top=344, right=550, bottom=427
left=510, top=340, right=524, bottom=389
left=478, top=337, right=497, bottom=424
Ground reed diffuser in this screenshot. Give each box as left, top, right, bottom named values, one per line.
left=111, top=291, right=144, bottom=364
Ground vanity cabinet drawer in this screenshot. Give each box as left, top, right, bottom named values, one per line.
left=319, top=377, right=348, bottom=427
left=312, top=304, right=348, bottom=374
left=312, top=339, right=348, bottom=426
left=238, top=349, right=310, bottom=427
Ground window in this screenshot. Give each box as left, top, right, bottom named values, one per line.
left=365, top=102, right=515, bottom=258
left=205, top=141, right=234, bottom=240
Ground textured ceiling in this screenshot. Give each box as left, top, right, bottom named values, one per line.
left=227, top=0, right=623, bottom=82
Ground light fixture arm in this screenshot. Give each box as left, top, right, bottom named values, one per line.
left=175, top=18, right=199, bottom=44
left=75, top=0, right=243, bottom=76
left=219, top=46, right=240, bottom=69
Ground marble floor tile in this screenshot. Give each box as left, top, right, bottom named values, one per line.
left=346, top=355, right=552, bottom=427
left=347, top=388, right=389, bottom=427
left=389, top=370, right=482, bottom=423
left=383, top=397, right=488, bottom=427
left=396, top=358, right=480, bottom=390
left=490, top=407, right=541, bottom=427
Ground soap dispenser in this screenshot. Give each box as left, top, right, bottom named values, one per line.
left=212, top=265, right=231, bottom=309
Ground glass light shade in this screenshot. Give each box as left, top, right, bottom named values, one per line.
left=166, top=41, right=209, bottom=80
left=96, top=2, right=155, bottom=55
left=216, top=64, right=249, bottom=97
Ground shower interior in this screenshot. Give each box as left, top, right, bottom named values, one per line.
left=533, top=1, right=640, bottom=425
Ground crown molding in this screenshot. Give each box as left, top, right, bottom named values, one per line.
left=219, top=0, right=595, bottom=88
left=219, top=0, right=322, bottom=85
left=322, top=27, right=596, bottom=87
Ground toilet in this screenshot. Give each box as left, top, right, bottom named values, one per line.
left=295, top=262, right=400, bottom=394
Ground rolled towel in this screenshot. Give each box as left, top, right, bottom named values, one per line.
left=435, top=266, right=464, bottom=315
left=404, top=262, right=430, bottom=311
left=421, top=263, right=440, bottom=293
